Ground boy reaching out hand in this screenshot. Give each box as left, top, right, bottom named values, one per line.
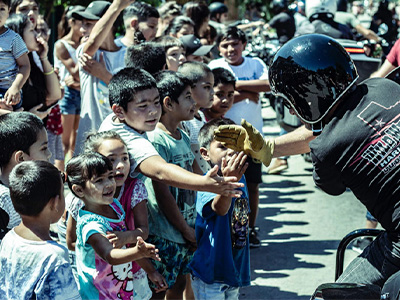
left=190, top=118, right=250, bottom=300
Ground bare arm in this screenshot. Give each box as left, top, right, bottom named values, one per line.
left=106, top=201, right=149, bottom=248
left=233, top=90, right=259, bottom=104
left=273, top=125, right=314, bottom=157
left=355, top=24, right=380, bottom=42
left=83, top=0, right=133, bottom=56
left=3, top=53, right=30, bottom=105
left=55, top=41, right=80, bottom=81
left=370, top=59, right=396, bottom=78
left=66, top=216, right=77, bottom=251
left=36, top=36, right=62, bottom=103
left=88, top=234, right=159, bottom=265
left=137, top=155, right=243, bottom=195
left=235, top=79, right=270, bottom=93
left=13, top=53, right=30, bottom=89
left=212, top=152, right=248, bottom=216
left=151, top=180, right=196, bottom=244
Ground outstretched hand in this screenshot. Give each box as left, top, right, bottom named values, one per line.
left=214, top=119, right=275, bottom=167
left=135, top=237, right=161, bottom=261
left=204, top=165, right=244, bottom=198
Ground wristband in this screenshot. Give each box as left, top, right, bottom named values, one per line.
left=39, top=56, right=48, bottom=61
left=43, top=68, right=54, bottom=76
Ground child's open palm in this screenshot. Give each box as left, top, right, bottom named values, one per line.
left=221, top=151, right=248, bottom=180
left=135, top=237, right=161, bottom=261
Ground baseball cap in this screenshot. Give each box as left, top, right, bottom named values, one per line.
left=72, top=1, right=111, bottom=21
left=180, top=34, right=214, bottom=56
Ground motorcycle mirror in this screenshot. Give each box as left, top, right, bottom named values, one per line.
left=310, top=283, right=381, bottom=300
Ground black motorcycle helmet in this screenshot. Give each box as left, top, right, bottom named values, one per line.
left=271, top=0, right=288, bottom=14
left=269, top=34, right=358, bottom=134
left=209, top=2, right=228, bottom=19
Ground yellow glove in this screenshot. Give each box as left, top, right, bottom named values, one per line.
left=214, top=119, right=274, bottom=167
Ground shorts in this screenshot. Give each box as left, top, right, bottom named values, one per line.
left=147, top=235, right=194, bottom=289
left=47, top=130, right=64, bottom=163
left=59, top=87, right=81, bottom=115
left=244, top=156, right=262, bottom=184
left=191, top=275, right=239, bottom=300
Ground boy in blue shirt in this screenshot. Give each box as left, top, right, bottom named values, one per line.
left=190, top=118, right=250, bottom=300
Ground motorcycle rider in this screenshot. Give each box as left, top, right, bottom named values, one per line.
left=264, top=0, right=296, bottom=45
left=306, top=0, right=353, bottom=39
left=214, top=34, right=400, bottom=288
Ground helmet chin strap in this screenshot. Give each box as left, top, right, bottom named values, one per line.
left=311, top=121, right=323, bottom=136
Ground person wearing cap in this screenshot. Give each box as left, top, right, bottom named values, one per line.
left=180, top=34, right=214, bottom=62
left=115, top=2, right=160, bottom=48
left=208, top=26, right=270, bottom=248
left=73, top=0, right=132, bottom=154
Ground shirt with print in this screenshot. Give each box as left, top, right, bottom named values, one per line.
left=190, top=175, right=250, bottom=287
left=76, top=199, right=151, bottom=300
left=145, top=127, right=197, bottom=244
left=208, top=57, right=268, bottom=134
left=0, top=229, right=80, bottom=300
left=310, top=78, right=400, bottom=237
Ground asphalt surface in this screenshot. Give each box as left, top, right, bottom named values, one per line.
left=239, top=101, right=377, bottom=299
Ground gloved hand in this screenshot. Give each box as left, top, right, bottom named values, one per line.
left=214, top=119, right=274, bottom=167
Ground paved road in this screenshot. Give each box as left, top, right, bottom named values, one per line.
left=239, top=102, right=373, bottom=299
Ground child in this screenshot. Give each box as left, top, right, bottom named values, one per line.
left=74, top=0, right=129, bottom=154
left=144, top=70, right=196, bottom=299
left=99, top=67, right=243, bottom=196
left=0, top=112, right=51, bottom=240
left=203, top=67, right=235, bottom=121
left=125, top=42, right=166, bottom=75
left=0, top=0, right=30, bottom=110
left=190, top=118, right=250, bottom=299
left=208, top=26, right=270, bottom=247
left=154, top=35, right=186, bottom=72
left=66, top=152, right=161, bottom=299
left=180, top=34, right=214, bottom=63
left=178, top=61, right=215, bottom=174
left=115, top=1, right=159, bottom=48
left=63, top=130, right=167, bottom=293
left=0, top=160, right=80, bottom=299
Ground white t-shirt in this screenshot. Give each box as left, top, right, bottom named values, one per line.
left=99, top=114, right=159, bottom=178
left=208, top=56, right=268, bottom=134
left=75, top=44, right=126, bottom=154
left=0, top=229, right=80, bottom=300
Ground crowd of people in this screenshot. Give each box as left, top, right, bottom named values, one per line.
left=2, top=0, right=400, bottom=298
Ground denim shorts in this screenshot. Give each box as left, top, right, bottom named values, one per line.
left=337, top=231, right=400, bottom=287
left=147, top=235, right=194, bottom=289
left=47, top=130, right=64, bottom=163
left=59, top=87, right=81, bottom=115
left=191, top=276, right=239, bottom=300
